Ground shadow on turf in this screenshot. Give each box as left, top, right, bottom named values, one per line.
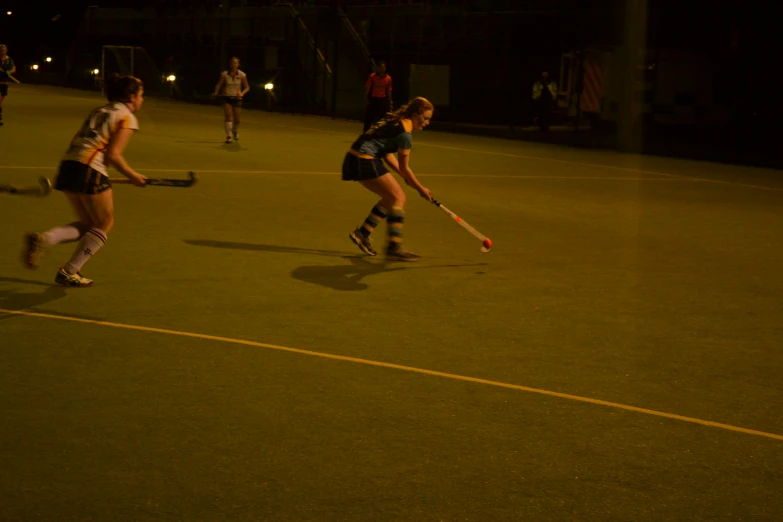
left=183, top=239, right=487, bottom=291
left=219, top=142, right=244, bottom=152
left=291, top=256, right=487, bottom=291
left=0, top=277, right=67, bottom=318
left=184, top=239, right=360, bottom=258
left=0, top=277, right=110, bottom=322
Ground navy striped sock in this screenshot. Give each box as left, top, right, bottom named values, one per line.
left=359, top=203, right=388, bottom=237
left=387, top=207, right=405, bottom=244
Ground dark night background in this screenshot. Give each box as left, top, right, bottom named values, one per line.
left=2, top=0, right=782, bottom=166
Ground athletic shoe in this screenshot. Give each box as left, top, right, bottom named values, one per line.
left=349, top=229, right=377, bottom=256
left=386, top=243, right=420, bottom=262
left=22, top=232, right=45, bottom=269
left=225, top=136, right=232, bottom=144
left=55, top=268, right=94, bottom=287
left=233, top=132, right=239, bottom=141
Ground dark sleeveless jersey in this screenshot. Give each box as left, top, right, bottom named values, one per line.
left=351, top=119, right=413, bottom=158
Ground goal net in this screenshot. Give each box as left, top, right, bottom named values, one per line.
left=101, top=46, right=166, bottom=97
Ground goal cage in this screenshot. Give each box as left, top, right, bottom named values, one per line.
left=101, top=46, right=167, bottom=97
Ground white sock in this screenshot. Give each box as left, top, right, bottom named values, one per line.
left=43, top=223, right=86, bottom=247
left=64, top=228, right=107, bottom=274
left=225, top=121, right=233, bottom=136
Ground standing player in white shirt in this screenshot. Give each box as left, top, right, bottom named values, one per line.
left=21, top=74, right=147, bottom=287
left=212, top=57, right=250, bottom=144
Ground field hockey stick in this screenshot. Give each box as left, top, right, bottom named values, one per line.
left=432, top=199, right=492, bottom=252
left=110, top=171, right=198, bottom=187
left=1, top=67, right=20, bottom=84
left=0, top=176, right=52, bottom=196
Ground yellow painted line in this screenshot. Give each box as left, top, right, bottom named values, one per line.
left=0, top=165, right=700, bottom=181
left=416, top=143, right=783, bottom=192
left=2, top=307, right=781, bottom=442
left=1, top=161, right=775, bottom=188
left=0, top=166, right=56, bottom=170
left=13, top=87, right=776, bottom=190
left=405, top=175, right=685, bottom=181
left=8, top=99, right=783, bottom=191
left=624, top=169, right=783, bottom=192
left=143, top=106, right=783, bottom=193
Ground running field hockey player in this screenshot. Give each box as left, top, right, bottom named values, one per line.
left=22, top=74, right=147, bottom=287
left=343, top=97, right=434, bottom=261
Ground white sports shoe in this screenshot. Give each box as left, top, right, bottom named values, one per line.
left=55, top=268, right=94, bottom=287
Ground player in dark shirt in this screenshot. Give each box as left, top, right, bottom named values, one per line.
left=342, top=97, right=434, bottom=261
left=0, top=44, right=17, bottom=126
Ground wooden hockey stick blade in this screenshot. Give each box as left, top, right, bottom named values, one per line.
left=38, top=176, right=52, bottom=194
left=0, top=176, right=52, bottom=196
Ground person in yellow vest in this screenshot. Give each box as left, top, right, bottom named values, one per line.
left=532, top=71, right=557, bottom=132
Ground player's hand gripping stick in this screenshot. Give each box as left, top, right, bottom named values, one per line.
left=110, top=171, right=198, bottom=187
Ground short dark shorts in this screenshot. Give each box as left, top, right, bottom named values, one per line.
left=219, top=96, right=242, bottom=108
left=0, top=83, right=8, bottom=97
left=54, top=160, right=112, bottom=195
left=341, top=153, right=389, bottom=182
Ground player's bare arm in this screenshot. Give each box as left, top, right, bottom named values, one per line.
left=106, top=128, right=146, bottom=186
left=397, top=152, right=431, bottom=201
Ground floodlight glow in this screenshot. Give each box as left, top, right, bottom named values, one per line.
left=6, top=11, right=11, bottom=15
left=93, top=68, right=100, bottom=75
left=46, top=57, right=52, bottom=63
left=32, top=64, right=39, bottom=70
left=166, top=74, right=176, bottom=82
left=264, top=82, right=274, bottom=90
